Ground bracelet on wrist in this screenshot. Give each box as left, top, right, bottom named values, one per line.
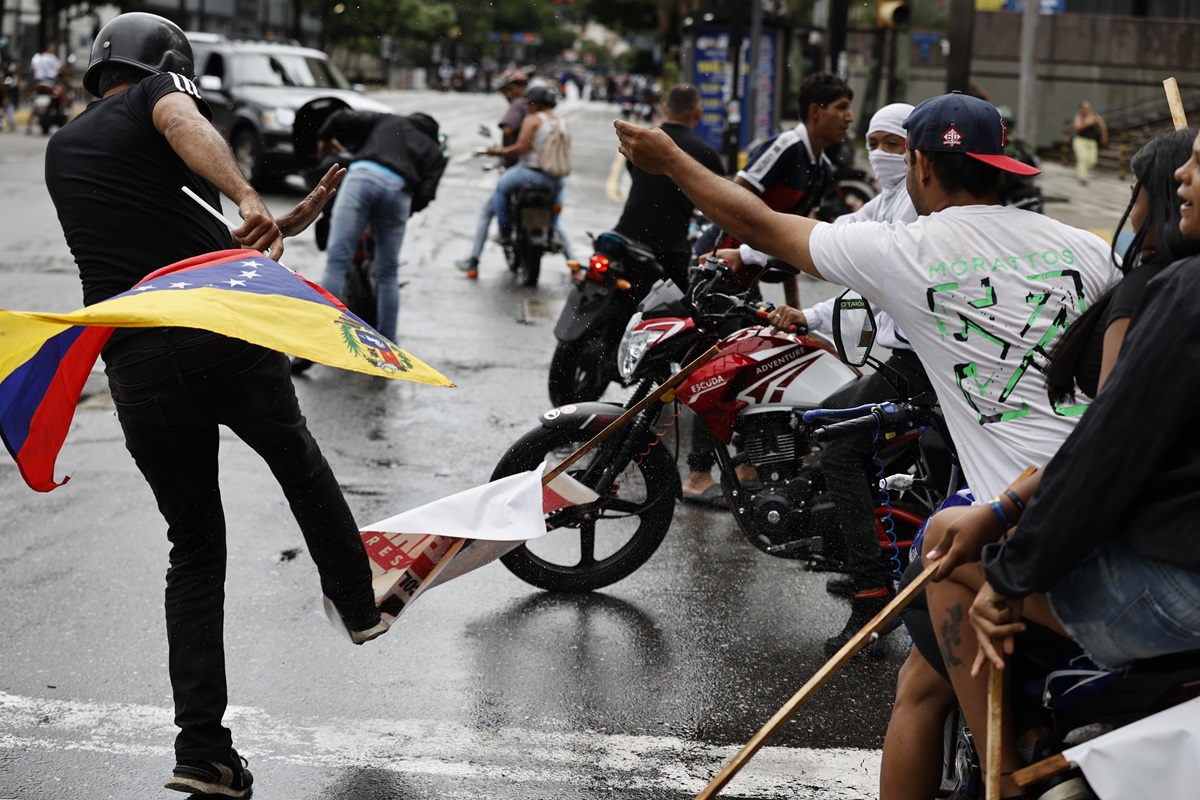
left=988, top=498, right=1016, bottom=530
left=1003, top=488, right=1026, bottom=514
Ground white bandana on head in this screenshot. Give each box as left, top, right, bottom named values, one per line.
left=867, top=102, right=914, bottom=142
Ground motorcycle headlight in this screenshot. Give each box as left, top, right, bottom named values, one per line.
left=261, top=107, right=296, bottom=131
left=618, top=313, right=650, bottom=380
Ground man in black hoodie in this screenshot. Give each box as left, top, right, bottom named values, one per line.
left=316, top=109, right=448, bottom=342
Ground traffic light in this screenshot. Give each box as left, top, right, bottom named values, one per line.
left=877, top=0, right=910, bottom=27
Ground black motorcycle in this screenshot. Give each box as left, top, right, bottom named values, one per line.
left=503, top=182, right=559, bottom=287
left=547, top=231, right=667, bottom=406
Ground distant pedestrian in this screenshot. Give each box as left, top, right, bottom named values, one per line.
left=1073, top=100, right=1108, bottom=185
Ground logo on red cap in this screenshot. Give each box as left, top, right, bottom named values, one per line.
left=942, top=123, right=963, bottom=148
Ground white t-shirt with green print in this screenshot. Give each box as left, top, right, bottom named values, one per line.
left=809, top=204, right=1121, bottom=502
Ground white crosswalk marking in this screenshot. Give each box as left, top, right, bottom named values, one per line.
left=0, top=690, right=878, bottom=797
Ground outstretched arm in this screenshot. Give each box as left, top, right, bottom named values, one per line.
left=614, top=120, right=826, bottom=280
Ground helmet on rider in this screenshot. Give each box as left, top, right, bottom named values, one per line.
left=522, top=85, right=558, bottom=109
left=83, top=12, right=194, bottom=98
left=495, top=69, right=528, bottom=90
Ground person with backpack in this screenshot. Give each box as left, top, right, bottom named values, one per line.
left=487, top=85, right=571, bottom=246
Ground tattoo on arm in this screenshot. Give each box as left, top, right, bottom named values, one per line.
left=938, top=604, right=967, bottom=668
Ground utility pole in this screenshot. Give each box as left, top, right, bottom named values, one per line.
left=746, top=0, right=763, bottom=143
left=945, top=0, right=975, bottom=93
left=1017, top=0, right=1039, bottom=147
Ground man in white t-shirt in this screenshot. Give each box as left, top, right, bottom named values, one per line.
left=616, top=91, right=1119, bottom=507
left=30, top=43, right=62, bottom=80
left=617, top=90, right=1121, bottom=797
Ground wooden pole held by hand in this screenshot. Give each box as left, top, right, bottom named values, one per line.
left=986, top=663, right=1005, bottom=800
left=543, top=344, right=720, bottom=487
left=694, top=559, right=939, bottom=800
left=1164, top=77, right=1189, bottom=130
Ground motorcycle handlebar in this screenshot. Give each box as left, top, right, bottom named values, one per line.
left=808, top=401, right=928, bottom=443
left=753, top=306, right=807, bottom=336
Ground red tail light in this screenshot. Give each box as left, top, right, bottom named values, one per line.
left=587, top=254, right=611, bottom=282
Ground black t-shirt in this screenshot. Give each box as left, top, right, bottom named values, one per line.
left=1072, top=262, right=1164, bottom=399
left=984, top=257, right=1200, bottom=598
left=613, top=122, right=724, bottom=255
left=45, top=72, right=232, bottom=307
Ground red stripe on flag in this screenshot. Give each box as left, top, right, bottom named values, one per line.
left=18, top=325, right=113, bottom=492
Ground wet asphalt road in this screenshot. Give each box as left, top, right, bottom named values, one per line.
left=0, top=91, right=900, bottom=800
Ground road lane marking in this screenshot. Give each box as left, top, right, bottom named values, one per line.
left=0, top=690, right=877, bottom=796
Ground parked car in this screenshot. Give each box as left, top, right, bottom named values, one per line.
left=186, top=33, right=393, bottom=186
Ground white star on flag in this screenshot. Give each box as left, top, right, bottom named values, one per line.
left=240, top=260, right=262, bottom=268
left=133, top=285, right=156, bottom=292
left=169, top=282, right=193, bottom=289
left=239, top=270, right=260, bottom=279
left=226, top=279, right=247, bottom=287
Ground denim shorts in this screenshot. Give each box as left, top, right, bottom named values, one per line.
left=1048, top=543, right=1200, bottom=670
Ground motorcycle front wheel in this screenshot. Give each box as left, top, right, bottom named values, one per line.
left=548, top=335, right=614, bottom=407
left=491, top=425, right=679, bottom=592
left=343, top=251, right=378, bottom=329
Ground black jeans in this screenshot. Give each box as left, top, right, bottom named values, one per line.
left=104, top=328, right=377, bottom=761
left=820, top=349, right=932, bottom=591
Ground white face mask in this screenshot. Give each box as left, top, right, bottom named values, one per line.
left=869, top=150, right=908, bottom=190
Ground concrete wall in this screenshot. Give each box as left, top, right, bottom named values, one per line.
left=847, top=11, right=1200, bottom=150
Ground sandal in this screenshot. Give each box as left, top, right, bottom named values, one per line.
left=681, top=484, right=730, bottom=510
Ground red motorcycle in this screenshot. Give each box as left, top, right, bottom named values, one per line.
left=491, top=259, right=958, bottom=592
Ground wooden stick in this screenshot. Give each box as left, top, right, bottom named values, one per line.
left=1014, top=753, right=1073, bottom=788
left=542, top=344, right=720, bottom=486
left=694, top=559, right=939, bottom=800
left=986, top=663, right=1004, bottom=800
left=694, top=466, right=1038, bottom=799
left=1164, top=77, right=1189, bottom=130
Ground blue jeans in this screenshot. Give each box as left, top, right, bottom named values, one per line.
left=322, top=165, right=412, bottom=342
left=1049, top=543, right=1200, bottom=670
left=493, top=163, right=562, bottom=232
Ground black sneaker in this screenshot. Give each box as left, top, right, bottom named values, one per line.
left=824, top=586, right=899, bottom=657
left=165, top=748, right=253, bottom=797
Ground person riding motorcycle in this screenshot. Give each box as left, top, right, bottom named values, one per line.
left=727, top=103, right=931, bottom=654
left=487, top=85, right=571, bottom=253
left=454, top=69, right=527, bottom=278
left=26, top=42, right=68, bottom=134
left=917, top=127, right=1200, bottom=800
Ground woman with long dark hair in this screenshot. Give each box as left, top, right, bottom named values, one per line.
left=1046, top=128, right=1200, bottom=404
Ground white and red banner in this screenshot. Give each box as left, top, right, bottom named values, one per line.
left=323, top=462, right=597, bottom=639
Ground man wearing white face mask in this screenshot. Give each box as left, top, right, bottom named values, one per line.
left=740, top=104, right=938, bottom=654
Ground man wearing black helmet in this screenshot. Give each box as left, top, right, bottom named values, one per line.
left=43, top=12, right=384, bottom=798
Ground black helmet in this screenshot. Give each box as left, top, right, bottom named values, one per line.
left=83, top=12, right=193, bottom=98
left=522, top=85, right=558, bottom=109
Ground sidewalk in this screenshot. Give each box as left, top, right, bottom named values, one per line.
left=1036, top=158, right=1131, bottom=242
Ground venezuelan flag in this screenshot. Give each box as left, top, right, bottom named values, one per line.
left=0, top=248, right=452, bottom=492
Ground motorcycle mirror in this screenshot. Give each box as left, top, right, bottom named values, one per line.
left=831, top=290, right=877, bottom=367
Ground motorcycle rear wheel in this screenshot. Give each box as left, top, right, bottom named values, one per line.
left=516, top=241, right=542, bottom=287
left=548, top=335, right=614, bottom=407
left=491, top=425, right=678, bottom=592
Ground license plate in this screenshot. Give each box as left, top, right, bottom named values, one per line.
left=521, top=207, right=552, bottom=229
